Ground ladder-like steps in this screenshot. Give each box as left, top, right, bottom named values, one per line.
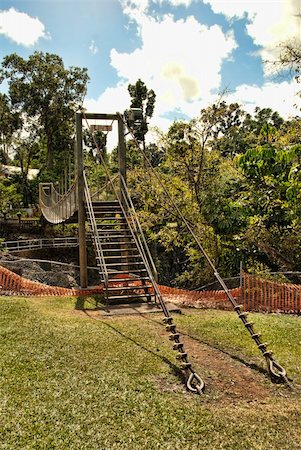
left=87, top=200, right=156, bottom=304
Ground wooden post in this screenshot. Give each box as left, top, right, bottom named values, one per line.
left=117, top=114, right=129, bottom=272
left=239, top=260, right=243, bottom=308
left=76, top=112, right=88, bottom=288
left=118, top=114, right=126, bottom=189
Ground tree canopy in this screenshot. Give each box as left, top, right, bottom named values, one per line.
left=1, top=52, right=89, bottom=171
left=1, top=51, right=301, bottom=288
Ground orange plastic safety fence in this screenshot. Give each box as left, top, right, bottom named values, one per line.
left=242, top=272, right=301, bottom=314
left=4, top=264, right=299, bottom=314
left=0, top=265, right=103, bottom=297
left=0, top=264, right=239, bottom=307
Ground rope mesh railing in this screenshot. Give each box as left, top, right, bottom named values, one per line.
left=39, top=179, right=78, bottom=224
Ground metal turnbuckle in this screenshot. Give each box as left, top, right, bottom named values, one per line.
left=186, top=371, right=205, bottom=395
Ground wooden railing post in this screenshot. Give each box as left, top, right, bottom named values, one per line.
left=76, top=112, right=88, bottom=288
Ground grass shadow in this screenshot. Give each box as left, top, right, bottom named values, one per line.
left=100, top=320, right=184, bottom=382
left=74, top=295, right=105, bottom=311
left=138, top=313, right=271, bottom=378
left=73, top=299, right=184, bottom=383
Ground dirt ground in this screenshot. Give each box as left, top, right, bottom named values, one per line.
left=75, top=305, right=296, bottom=405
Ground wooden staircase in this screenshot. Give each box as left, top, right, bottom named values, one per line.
left=88, top=200, right=156, bottom=304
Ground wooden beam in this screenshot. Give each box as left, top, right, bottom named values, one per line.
left=83, top=113, right=118, bottom=121
left=76, top=112, right=88, bottom=288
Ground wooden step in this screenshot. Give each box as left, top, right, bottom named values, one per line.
left=100, top=254, right=141, bottom=260
left=98, top=256, right=141, bottom=262
left=107, top=293, right=154, bottom=302
left=100, top=241, right=136, bottom=246
left=94, top=216, right=126, bottom=221
left=104, top=261, right=145, bottom=267
left=96, top=222, right=129, bottom=230
left=102, top=248, right=139, bottom=253
left=92, top=200, right=119, bottom=205
left=99, top=233, right=134, bottom=243
left=103, top=277, right=150, bottom=283
left=107, top=285, right=152, bottom=292
left=106, top=269, right=148, bottom=275
left=96, top=227, right=128, bottom=232
left=93, top=210, right=123, bottom=216
left=92, top=205, right=122, bottom=211
left=94, top=213, right=127, bottom=224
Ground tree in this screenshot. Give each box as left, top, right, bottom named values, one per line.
left=0, top=176, right=21, bottom=214
left=125, top=79, right=156, bottom=149
left=278, top=38, right=301, bottom=67
left=127, top=167, right=216, bottom=287
left=1, top=52, right=89, bottom=171
left=194, top=100, right=247, bottom=157
left=83, top=129, right=107, bottom=163
left=0, top=93, right=21, bottom=163
left=12, top=130, right=40, bottom=207
left=164, top=121, right=202, bottom=202
left=271, top=38, right=301, bottom=109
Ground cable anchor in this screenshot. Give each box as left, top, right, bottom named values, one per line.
left=186, top=371, right=205, bottom=395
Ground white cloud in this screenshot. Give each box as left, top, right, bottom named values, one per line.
left=203, top=0, right=258, bottom=19
left=115, top=1, right=237, bottom=122
left=84, top=83, right=131, bottom=151
left=86, top=0, right=299, bottom=150
left=226, top=79, right=300, bottom=118
left=89, top=40, right=99, bottom=55
left=85, top=78, right=299, bottom=152
left=121, top=0, right=195, bottom=13
left=120, top=0, right=150, bottom=20
left=110, top=14, right=236, bottom=116
left=204, top=0, right=300, bottom=64
left=84, top=83, right=131, bottom=114
left=0, top=7, right=49, bottom=46
left=154, top=0, right=195, bottom=6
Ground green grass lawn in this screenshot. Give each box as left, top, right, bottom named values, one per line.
left=0, top=296, right=300, bottom=450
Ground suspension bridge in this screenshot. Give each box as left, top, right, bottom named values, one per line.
left=0, top=110, right=290, bottom=394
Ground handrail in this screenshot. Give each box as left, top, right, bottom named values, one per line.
left=2, top=237, right=79, bottom=252
left=116, top=178, right=169, bottom=315
left=83, top=171, right=109, bottom=296
left=118, top=175, right=158, bottom=282
left=90, top=174, right=118, bottom=200
left=101, top=173, right=165, bottom=308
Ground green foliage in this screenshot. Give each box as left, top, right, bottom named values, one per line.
left=128, top=99, right=301, bottom=282
left=126, top=79, right=156, bottom=144
left=276, top=39, right=301, bottom=107
left=0, top=93, right=21, bottom=164
left=1, top=52, right=89, bottom=172
left=0, top=176, right=22, bottom=213
left=127, top=167, right=217, bottom=287
left=83, top=129, right=107, bottom=161
left=238, top=144, right=296, bottom=228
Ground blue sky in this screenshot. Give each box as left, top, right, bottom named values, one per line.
left=0, top=0, right=300, bottom=140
